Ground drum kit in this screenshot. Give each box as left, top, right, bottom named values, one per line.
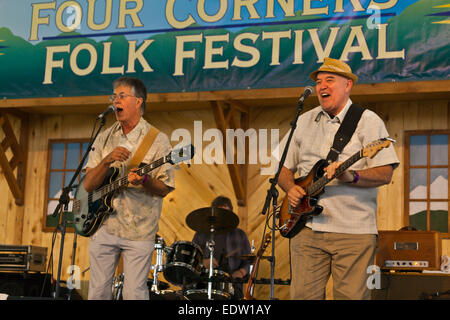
left=112, top=206, right=248, bottom=300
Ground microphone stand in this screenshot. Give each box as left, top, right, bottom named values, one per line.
left=260, top=94, right=306, bottom=300
left=51, top=116, right=107, bottom=299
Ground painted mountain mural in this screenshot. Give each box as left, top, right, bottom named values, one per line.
left=410, top=175, right=448, bottom=233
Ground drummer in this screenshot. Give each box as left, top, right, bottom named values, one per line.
left=192, top=196, right=251, bottom=299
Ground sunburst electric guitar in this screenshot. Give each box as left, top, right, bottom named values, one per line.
left=278, top=138, right=394, bottom=238
left=72, top=144, right=194, bottom=237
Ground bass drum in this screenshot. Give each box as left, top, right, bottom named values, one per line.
left=185, top=269, right=234, bottom=300
left=150, top=290, right=188, bottom=300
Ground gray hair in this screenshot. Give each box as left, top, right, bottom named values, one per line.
left=113, top=76, right=147, bottom=114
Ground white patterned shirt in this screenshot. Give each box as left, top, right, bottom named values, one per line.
left=85, top=117, right=174, bottom=241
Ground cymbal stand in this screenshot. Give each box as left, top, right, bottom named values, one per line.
left=151, top=236, right=165, bottom=293
left=206, top=211, right=216, bottom=300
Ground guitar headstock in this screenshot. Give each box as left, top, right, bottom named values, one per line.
left=362, top=138, right=395, bottom=159
left=168, top=144, right=195, bottom=164
left=258, top=233, right=272, bottom=254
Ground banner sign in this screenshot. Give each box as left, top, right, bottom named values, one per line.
left=0, top=0, right=448, bottom=99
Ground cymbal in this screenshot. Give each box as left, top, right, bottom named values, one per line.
left=186, top=207, right=239, bottom=234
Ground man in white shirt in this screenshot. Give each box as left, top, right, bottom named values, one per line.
left=84, top=76, right=174, bottom=300
left=278, top=58, right=399, bottom=300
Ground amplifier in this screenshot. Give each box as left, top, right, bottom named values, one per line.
left=375, top=230, right=441, bottom=271
left=0, top=245, right=47, bottom=272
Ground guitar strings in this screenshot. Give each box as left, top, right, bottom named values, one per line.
left=75, top=156, right=167, bottom=204
left=306, top=150, right=362, bottom=196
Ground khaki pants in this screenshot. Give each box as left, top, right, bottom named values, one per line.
left=88, top=226, right=154, bottom=300
left=290, top=227, right=377, bottom=300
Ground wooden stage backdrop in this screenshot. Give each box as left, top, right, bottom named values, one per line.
left=1, top=97, right=449, bottom=300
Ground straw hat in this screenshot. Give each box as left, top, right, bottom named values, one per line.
left=310, top=58, right=358, bottom=83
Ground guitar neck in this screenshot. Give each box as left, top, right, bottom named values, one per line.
left=92, top=156, right=168, bottom=201
left=245, top=234, right=271, bottom=300
left=306, top=149, right=362, bottom=195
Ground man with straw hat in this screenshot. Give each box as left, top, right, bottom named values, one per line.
left=278, top=58, right=399, bottom=300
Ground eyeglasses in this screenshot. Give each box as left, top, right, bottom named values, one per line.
left=109, top=93, right=137, bottom=102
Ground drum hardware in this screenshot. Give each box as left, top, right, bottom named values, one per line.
left=112, top=273, right=124, bottom=300
left=151, top=235, right=166, bottom=293
left=185, top=206, right=240, bottom=300
left=232, top=277, right=291, bottom=285
left=149, top=290, right=188, bottom=300
left=206, top=225, right=215, bottom=300
left=112, top=274, right=170, bottom=300
left=112, top=235, right=172, bottom=300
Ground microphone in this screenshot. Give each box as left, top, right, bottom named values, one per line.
left=97, top=105, right=117, bottom=119
left=298, top=86, right=314, bottom=104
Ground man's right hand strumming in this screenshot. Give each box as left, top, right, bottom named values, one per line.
left=83, top=146, right=130, bottom=192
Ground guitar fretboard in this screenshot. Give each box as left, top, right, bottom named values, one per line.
left=306, top=150, right=362, bottom=196
left=90, top=155, right=168, bottom=202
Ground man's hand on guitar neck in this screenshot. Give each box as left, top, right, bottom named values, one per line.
left=131, top=168, right=172, bottom=197
left=128, top=168, right=146, bottom=186
left=324, top=161, right=355, bottom=183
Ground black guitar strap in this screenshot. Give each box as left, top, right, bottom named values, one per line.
left=326, top=104, right=365, bottom=163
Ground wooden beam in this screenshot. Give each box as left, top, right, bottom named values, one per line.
left=1, top=80, right=448, bottom=112
left=0, top=112, right=28, bottom=205
left=0, top=143, right=23, bottom=201
left=210, top=101, right=248, bottom=206
left=17, top=114, right=29, bottom=206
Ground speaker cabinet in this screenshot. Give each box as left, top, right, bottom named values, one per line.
left=372, top=272, right=450, bottom=300
left=0, top=272, right=52, bottom=297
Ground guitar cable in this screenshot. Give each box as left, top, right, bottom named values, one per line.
left=265, top=204, right=282, bottom=232
left=40, top=227, right=57, bottom=297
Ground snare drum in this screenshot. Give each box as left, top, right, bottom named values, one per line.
left=185, top=269, right=234, bottom=300
left=163, top=241, right=203, bottom=286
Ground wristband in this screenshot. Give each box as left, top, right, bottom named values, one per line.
left=349, top=170, right=359, bottom=184
left=142, top=174, right=148, bottom=185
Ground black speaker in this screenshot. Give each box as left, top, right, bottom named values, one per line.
left=0, top=272, right=52, bottom=298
